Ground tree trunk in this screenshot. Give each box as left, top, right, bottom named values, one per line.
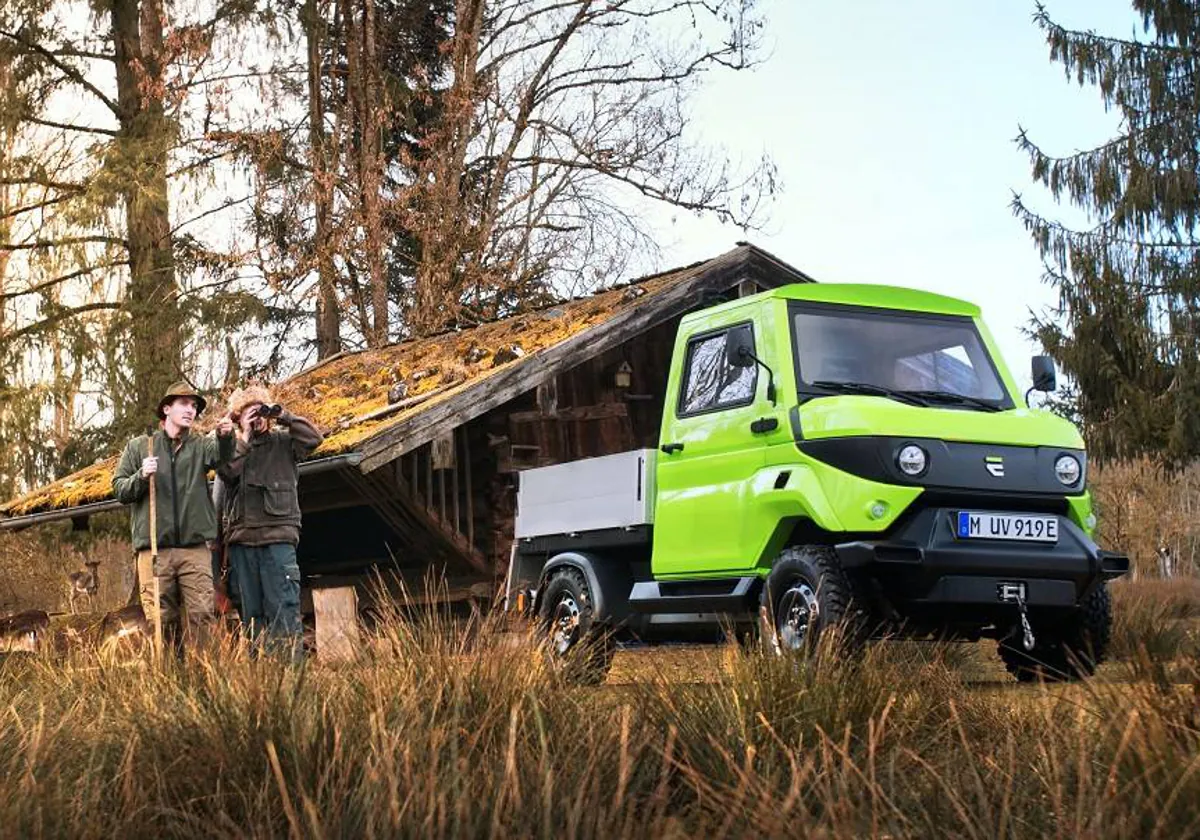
left=409, top=0, right=485, bottom=336
left=0, top=56, right=14, bottom=343
left=361, top=0, right=387, bottom=348
left=50, top=314, right=82, bottom=466
left=111, top=0, right=181, bottom=428
left=305, top=0, right=340, bottom=359
left=339, top=0, right=369, bottom=340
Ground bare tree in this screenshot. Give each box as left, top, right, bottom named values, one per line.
left=404, top=0, right=776, bottom=335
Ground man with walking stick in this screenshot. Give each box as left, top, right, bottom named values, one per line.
left=113, top=382, right=235, bottom=654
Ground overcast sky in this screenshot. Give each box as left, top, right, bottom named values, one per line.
left=652, top=0, right=1139, bottom=390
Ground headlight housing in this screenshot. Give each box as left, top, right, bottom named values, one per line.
left=897, top=444, right=928, bottom=477
left=1054, top=454, right=1082, bottom=486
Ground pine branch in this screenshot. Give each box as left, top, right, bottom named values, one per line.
left=0, top=262, right=125, bottom=302
left=20, top=116, right=119, bottom=137
left=1033, top=4, right=1190, bottom=57
left=0, top=176, right=84, bottom=193
left=0, top=192, right=76, bottom=221
left=0, top=302, right=121, bottom=345
left=0, top=235, right=125, bottom=251
left=0, top=28, right=121, bottom=116
left=169, top=193, right=254, bottom=235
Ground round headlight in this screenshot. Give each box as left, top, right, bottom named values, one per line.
left=897, top=444, right=928, bottom=477
left=1055, top=454, right=1081, bottom=486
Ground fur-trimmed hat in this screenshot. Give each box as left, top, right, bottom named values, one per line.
left=228, top=385, right=274, bottom=420
left=158, top=381, right=207, bottom=419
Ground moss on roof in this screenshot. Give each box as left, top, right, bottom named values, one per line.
left=1, top=259, right=710, bottom=518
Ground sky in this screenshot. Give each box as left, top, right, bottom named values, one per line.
left=653, top=0, right=1142, bottom=392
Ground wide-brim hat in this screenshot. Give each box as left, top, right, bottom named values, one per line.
left=157, top=381, right=207, bottom=419
left=228, top=385, right=274, bottom=420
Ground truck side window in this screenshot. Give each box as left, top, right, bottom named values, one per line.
left=679, top=327, right=757, bottom=415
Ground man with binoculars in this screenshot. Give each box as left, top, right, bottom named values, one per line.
left=219, top=386, right=324, bottom=656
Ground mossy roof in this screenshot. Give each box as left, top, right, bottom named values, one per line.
left=3, top=247, right=790, bottom=518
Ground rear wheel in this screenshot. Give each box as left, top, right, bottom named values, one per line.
left=997, top=583, right=1112, bottom=682
left=761, top=546, right=862, bottom=655
left=537, top=567, right=614, bottom=685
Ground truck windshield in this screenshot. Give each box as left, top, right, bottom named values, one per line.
left=792, top=305, right=1011, bottom=409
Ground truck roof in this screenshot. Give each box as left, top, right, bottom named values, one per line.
left=768, top=283, right=981, bottom=318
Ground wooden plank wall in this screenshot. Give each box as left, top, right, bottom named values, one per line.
left=475, top=316, right=680, bottom=571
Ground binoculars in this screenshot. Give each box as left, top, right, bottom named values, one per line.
left=251, top=403, right=283, bottom=419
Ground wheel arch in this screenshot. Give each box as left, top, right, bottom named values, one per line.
left=536, top=551, right=633, bottom=625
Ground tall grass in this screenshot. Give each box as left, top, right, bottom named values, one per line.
left=2, top=596, right=1199, bottom=839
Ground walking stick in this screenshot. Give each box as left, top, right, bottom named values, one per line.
left=146, top=429, right=163, bottom=655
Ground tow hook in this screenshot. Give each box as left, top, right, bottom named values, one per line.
left=1015, top=590, right=1036, bottom=651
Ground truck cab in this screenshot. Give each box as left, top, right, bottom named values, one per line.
left=508, top=284, right=1129, bottom=682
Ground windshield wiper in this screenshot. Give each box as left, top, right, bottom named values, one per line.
left=903, top=389, right=1003, bottom=413
left=810, top=380, right=930, bottom=408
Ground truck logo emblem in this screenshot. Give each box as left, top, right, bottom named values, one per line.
left=985, top=456, right=1005, bottom=478
left=997, top=582, right=1026, bottom=602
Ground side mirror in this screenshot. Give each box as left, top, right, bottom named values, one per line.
left=725, top=326, right=754, bottom=368
left=1031, top=355, right=1057, bottom=392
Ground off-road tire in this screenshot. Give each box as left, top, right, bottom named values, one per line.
left=537, top=567, right=614, bottom=686
left=761, top=546, right=863, bottom=655
left=997, top=582, right=1112, bottom=682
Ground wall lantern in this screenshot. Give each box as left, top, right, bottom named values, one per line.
left=614, top=360, right=633, bottom=390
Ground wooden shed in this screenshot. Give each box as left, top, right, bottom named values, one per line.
left=0, top=244, right=814, bottom=603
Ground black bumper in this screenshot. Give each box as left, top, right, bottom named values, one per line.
left=835, top=507, right=1129, bottom=610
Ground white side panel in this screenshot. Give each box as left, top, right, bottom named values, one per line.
left=515, top=449, right=657, bottom=538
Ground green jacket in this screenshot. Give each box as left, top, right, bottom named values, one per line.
left=113, top=429, right=235, bottom=551
left=218, top=412, right=324, bottom=546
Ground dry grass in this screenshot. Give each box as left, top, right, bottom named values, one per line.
left=2, top=581, right=1200, bottom=839
left=1090, top=458, right=1200, bottom=577
left=1108, top=577, right=1200, bottom=678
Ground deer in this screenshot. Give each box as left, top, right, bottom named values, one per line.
left=0, top=610, right=49, bottom=654
left=67, top=559, right=101, bottom=615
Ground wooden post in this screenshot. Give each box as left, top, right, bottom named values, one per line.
left=451, top=428, right=461, bottom=534
left=439, top=461, right=447, bottom=522
left=463, top=428, right=474, bottom=549
left=425, top=444, right=433, bottom=513
left=313, top=586, right=360, bottom=662
left=146, top=432, right=163, bottom=656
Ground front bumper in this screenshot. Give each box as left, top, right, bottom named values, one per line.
left=835, top=506, right=1129, bottom=611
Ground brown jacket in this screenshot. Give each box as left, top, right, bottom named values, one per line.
left=217, top=411, right=323, bottom=546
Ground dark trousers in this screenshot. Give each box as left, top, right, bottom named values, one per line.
left=228, top=543, right=303, bottom=656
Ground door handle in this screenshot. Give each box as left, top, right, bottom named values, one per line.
left=660, top=442, right=685, bottom=454
left=750, top=417, right=779, bottom=434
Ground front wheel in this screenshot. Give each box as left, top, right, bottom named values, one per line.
left=537, top=568, right=613, bottom=685
left=761, top=546, right=862, bottom=655
left=997, top=583, right=1112, bottom=682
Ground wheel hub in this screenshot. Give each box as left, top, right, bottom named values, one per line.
left=551, top=594, right=581, bottom=654
left=777, top=581, right=819, bottom=650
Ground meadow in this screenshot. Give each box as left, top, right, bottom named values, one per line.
left=0, top=576, right=1197, bottom=840
left=1, top=458, right=1199, bottom=838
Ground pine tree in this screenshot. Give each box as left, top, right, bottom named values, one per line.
left=1014, top=2, right=1200, bottom=462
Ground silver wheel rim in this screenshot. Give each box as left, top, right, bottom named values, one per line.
left=777, top=581, right=819, bottom=651
left=551, top=594, right=581, bottom=654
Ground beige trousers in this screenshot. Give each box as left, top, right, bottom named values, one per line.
left=136, top=545, right=215, bottom=648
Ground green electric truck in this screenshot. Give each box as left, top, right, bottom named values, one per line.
left=506, top=283, right=1129, bottom=682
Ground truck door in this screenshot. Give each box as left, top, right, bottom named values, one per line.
left=653, top=316, right=771, bottom=577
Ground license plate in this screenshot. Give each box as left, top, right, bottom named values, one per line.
left=956, top=511, right=1058, bottom=543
